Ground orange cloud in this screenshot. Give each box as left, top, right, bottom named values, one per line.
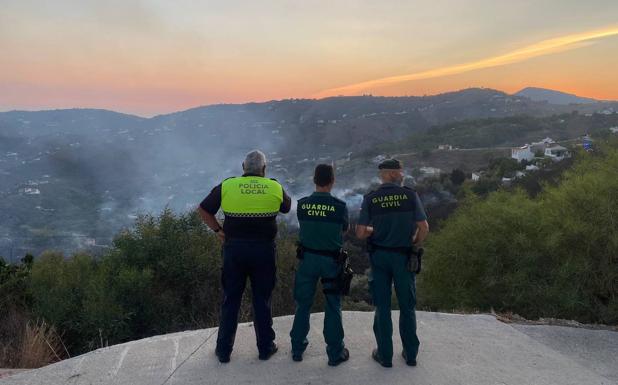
left=313, top=26, right=618, bottom=98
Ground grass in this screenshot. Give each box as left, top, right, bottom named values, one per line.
left=0, top=308, right=69, bottom=369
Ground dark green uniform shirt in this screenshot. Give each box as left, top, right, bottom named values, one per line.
left=358, top=183, right=427, bottom=248
left=297, top=192, right=348, bottom=251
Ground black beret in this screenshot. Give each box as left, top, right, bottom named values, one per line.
left=378, top=158, right=402, bottom=170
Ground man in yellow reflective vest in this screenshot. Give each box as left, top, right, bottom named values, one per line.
left=198, top=150, right=291, bottom=363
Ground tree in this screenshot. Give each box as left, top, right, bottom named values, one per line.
left=419, top=143, right=618, bottom=324
left=450, top=169, right=466, bottom=186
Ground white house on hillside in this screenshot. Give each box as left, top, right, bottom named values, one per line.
left=529, top=137, right=555, bottom=155
left=511, top=145, right=534, bottom=162
left=420, top=166, right=441, bottom=176
left=540, top=137, right=555, bottom=144
left=544, top=144, right=570, bottom=161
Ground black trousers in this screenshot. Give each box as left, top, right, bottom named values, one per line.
left=215, top=239, right=277, bottom=356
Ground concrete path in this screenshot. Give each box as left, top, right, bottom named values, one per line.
left=0, top=371, right=27, bottom=380
left=2, top=311, right=616, bottom=385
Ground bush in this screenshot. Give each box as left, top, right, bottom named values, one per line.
left=17, top=320, right=66, bottom=368
left=419, top=143, right=618, bottom=324
left=26, top=209, right=302, bottom=355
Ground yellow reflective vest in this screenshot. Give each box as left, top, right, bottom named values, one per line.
left=221, top=176, right=283, bottom=217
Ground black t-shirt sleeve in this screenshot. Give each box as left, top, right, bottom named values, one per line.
left=199, top=184, right=222, bottom=215
left=413, top=192, right=428, bottom=221
left=358, top=196, right=371, bottom=226
left=280, top=189, right=292, bottom=213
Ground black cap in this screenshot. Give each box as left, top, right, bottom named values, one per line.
left=378, top=158, right=402, bottom=170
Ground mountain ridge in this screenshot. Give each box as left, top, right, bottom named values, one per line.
left=3, top=87, right=612, bottom=119
left=514, top=87, right=601, bottom=105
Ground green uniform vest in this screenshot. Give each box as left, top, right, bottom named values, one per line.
left=297, top=192, right=348, bottom=251
left=221, top=176, right=283, bottom=217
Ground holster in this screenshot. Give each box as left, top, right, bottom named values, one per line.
left=407, top=246, right=424, bottom=274
left=295, top=242, right=304, bottom=260
left=368, top=241, right=423, bottom=274
left=321, top=250, right=354, bottom=296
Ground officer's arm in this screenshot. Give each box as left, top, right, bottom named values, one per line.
left=197, top=184, right=224, bottom=238
left=279, top=190, right=292, bottom=213
left=412, top=192, right=429, bottom=245
left=413, top=220, right=429, bottom=245
left=198, top=206, right=222, bottom=232
left=355, top=224, right=374, bottom=239
left=342, top=205, right=349, bottom=232
left=356, top=196, right=373, bottom=239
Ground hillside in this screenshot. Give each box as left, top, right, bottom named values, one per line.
left=2, top=311, right=616, bottom=385
left=1, top=88, right=618, bottom=257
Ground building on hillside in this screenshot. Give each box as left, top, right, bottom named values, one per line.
left=529, top=137, right=555, bottom=155
left=437, top=144, right=453, bottom=150
left=610, top=126, right=618, bottom=134
left=544, top=144, right=570, bottom=161
left=373, top=155, right=387, bottom=164
left=511, top=145, right=534, bottom=162
left=419, top=166, right=441, bottom=176
left=526, top=164, right=540, bottom=171
left=22, top=187, right=40, bottom=195
left=471, top=172, right=482, bottom=181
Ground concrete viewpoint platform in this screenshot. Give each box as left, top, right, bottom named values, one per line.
left=2, top=311, right=616, bottom=385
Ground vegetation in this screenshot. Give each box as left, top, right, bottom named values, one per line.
left=419, top=141, right=618, bottom=324
left=1, top=210, right=302, bottom=363
left=1, top=138, right=617, bottom=368
left=380, top=112, right=618, bottom=153
left=1, top=255, right=67, bottom=368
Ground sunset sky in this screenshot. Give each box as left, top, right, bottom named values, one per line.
left=1, top=0, right=618, bottom=116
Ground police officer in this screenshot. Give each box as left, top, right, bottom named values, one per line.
left=355, top=159, right=429, bottom=368
left=198, top=150, right=291, bottom=363
left=290, top=164, right=350, bottom=366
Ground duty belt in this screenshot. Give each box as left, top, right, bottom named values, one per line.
left=368, top=242, right=423, bottom=274
left=294, top=244, right=353, bottom=296
left=368, top=242, right=412, bottom=256
left=296, top=244, right=341, bottom=259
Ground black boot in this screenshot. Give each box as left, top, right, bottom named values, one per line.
left=259, top=342, right=278, bottom=361
left=328, top=348, right=350, bottom=367
left=372, top=348, right=392, bottom=368
left=215, top=350, right=230, bottom=363
left=402, top=350, right=417, bottom=366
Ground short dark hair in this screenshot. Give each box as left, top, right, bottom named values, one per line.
left=313, top=164, right=335, bottom=187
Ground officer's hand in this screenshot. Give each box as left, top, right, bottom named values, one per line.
left=216, top=230, right=226, bottom=242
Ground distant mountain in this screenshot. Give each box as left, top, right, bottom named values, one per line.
left=514, top=87, right=598, bottom=105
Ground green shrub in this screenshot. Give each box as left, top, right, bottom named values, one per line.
left=419, top=143, right=618, bottom=324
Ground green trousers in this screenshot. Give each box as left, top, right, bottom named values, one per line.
left=369, top=250, right=419, bottom=364
left=290, top=252, right=345, bottom=361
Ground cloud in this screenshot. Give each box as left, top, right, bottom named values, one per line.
left=313, top=26, right=618, bottom=98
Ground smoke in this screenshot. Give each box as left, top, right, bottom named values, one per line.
left=1, top=100, right=434, bottom=256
